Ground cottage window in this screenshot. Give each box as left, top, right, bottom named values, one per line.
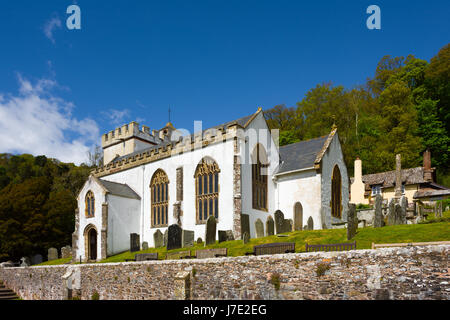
left=371, top=185, right=382, bottom=196
left=151, top=169, right=169, bottom=227
left=195, top=157, right=220, bottom=223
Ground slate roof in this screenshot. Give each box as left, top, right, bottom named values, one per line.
left=358, top=167, right=427, bottom=190
left=111, top=112, right=256, bottom=164
left=276, top=135, right=328, bottom=174
left=414, top=188, right=450, bottom=199
left=97, top=179, right=141, bottom=200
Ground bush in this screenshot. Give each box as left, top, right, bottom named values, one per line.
left=270, top=273, right=281, bottom=290
left=316, top=263, right=330, bottom=277
left=91, top=291, right=99, bottom=300
left=356, top=203, right=372, bottom=210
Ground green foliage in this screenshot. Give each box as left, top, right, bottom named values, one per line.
left=0, top=153, right=92, bottom=262
left=356, top=203, right=372, bottom=210
left=270, top=273, right=281, bottom=290
left=315, top=263, right=331, bottom=277
left=263, top=44, right=450, bottom=177
left=91, top=291, right=100, bottom=300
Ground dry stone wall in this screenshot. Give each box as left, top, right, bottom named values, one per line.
left=0, top=245, right=448, bottom=300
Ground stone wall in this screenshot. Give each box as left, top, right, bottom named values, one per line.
left=0, top=245, right=448, bottom=300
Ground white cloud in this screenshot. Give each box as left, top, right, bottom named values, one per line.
left=101, top=108, right=131, bottom=125
left=43, top=16, right=62, bottom=44
left=0, top=76, right=100, bottom=165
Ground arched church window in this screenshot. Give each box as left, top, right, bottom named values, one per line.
left=151, top=169, right=169, bottom=228
left=195, top=157, right=220, bottom=223
left=252, top=144, right=268, bottom=211
left=85, top=191, right=95, bottom=217
left=331, top=165, right=342, bottom=219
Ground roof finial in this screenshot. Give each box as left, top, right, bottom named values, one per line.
left=331, top=115, right=337, bottom=130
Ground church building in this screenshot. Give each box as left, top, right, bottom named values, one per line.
left=72, top=108, right=349, bottom=261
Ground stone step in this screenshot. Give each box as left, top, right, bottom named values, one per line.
left=0, top=290, right=17, bottom=296
left=0, top=295, right=19, bottom=300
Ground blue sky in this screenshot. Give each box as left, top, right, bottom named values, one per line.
left=0, top=0, right=449, bottom=164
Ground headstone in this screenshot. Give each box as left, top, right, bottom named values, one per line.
left=436, top=201, right=443, bottom=218
left=240, top=214, right=250, bottom=240
left=255, top=219, right=264, bottom=238
left=394, top=204, right=403, bottom=225
left=61, top=245, right=72, bottom=259
left=225, top=230, right=235, bottom=241
left=387, top=198, right=396, bottom=225
left=400, top=196, right=408, bottom=224
left=274, top=210, right=285, bottom=234
left=374, top=194, right=383, bottom=228
left=218, top=230, right=227, bottom=243
left=182, top=230, right=195, bottom=248
left=135, top=253, right=158, bottom=261
left=242, top=231, right=250, bottom=244
left=166, top=250, right=191, bottom=260
left=347, top=203, right=357, bottom=240
left=163, top=229, right=168, bottom=246
left=205, top=215, right=217, bottom=246
left=303, top=225, right=308, bottom=231
left=153, top=230, right=164, bottom=248
left=48, top=247, right=58, bottom=261
left=31, top=254, right=43, bottom=265
left=307, top=217, right=314, bottom=230
left=167, top=224, right=182, bottom=250
left=20, top=257, right=30, bottom=267
left=266, top=216, right=274, bottom=236
left=285, top=219, right=293, bottom=232
left=197, top=237, right=203, bottom=244
left=142, top=241, right=149, bottom=251
left=130, top=233, right=140, bottom=252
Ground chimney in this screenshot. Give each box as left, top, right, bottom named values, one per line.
left=354, top=157, right=362, bottom=181
left=423, top=149, right=433, bottom=182
left=394, top=154, right=402, bottom=198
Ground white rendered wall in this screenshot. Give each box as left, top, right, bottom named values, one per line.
left=100, top=138, right=236, bottom=247
left=240, top=112, right=280, bottom=238
left=75, top=177, right=106, bottom=261
left=275, top=170, right=322, bottom=230
left=106, top=194, right=141, bottom=256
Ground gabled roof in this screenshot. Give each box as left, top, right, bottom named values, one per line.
left=360, top=167, right=426, bottom=189
left=96, top=178, right=141, bottom=200
left=276, top=135, right=329, bottom=174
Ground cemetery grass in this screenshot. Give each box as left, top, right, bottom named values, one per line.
left=100, top=215, right=450, bottom=263
left=34, top=257, right=72, bottom=266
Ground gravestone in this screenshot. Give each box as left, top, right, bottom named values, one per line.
left=347, top=203, right=357, bottom=240
left=274, top=210, right=285, bottom=234
left=20, top=257, right=30, bottom=267
left=394, top=204, right=403, bottom=225
left=307, top=217, right=314, bottom=230
left=135, top=253, right=158, bottom=261
left=142, top=241, right=149, bottom=251
left=400, top=196, right=408, bottom=224
left=285, top=219, right=293, bottom=232
left=225, top=230, right=235, bottom=241
left=61, top=245, right=72, bottom=259
left=303, top=225, right=308, bottom=231
left=374, top=194, right=383, bottom=228
left=266, top=216, right=274, bottom=236
left=130, top=233, right=140, bottom=252
left=242, top=231, right=250, bottom=244
left=436, top=201, right=443, bottom=218
left=255, top=219, right=264, bottom=238
left=197, top=237, right=203, bottom=244
left=153, top=230, right=164, bottom=248
left=240, top=214, right=250, bottom=240
left=48, top=247, right=58, bottom=261
left=205, top=215, right=217, bottom=246
left=182, top=230, right=195, bottom=248
left=218, top=230, right=227, bottom=243
left=164, top=229, right=168, bottom=247
left=31, top=254, right=43, bottom=265
left=387, top=198, right=396, bottom=225
left=167, top=224, right=182, bottom=250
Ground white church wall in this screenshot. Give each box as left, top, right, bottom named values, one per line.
left=240, top=112, right=280, bottom=237
left=99, top=138, right=236, bottom=247
left=106, top=194, right=141, bottom=256
left=320, top=132, right=350, bottom=228
left=275, top=170, right=322, bottom=230
left=76, top=178, right=106, bottom=261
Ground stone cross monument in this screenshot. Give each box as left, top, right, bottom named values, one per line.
left=394, top=154, right=402, bottom=199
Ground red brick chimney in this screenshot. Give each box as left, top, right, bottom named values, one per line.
left=423, top=150, right=433, bottom=182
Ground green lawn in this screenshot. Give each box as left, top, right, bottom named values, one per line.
left=100, top=216, right=450, bottom=264
left=34, top=257, right=72, bottom=266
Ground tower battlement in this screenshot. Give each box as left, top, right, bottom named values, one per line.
left=101, top=121, right=164, bottom=149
